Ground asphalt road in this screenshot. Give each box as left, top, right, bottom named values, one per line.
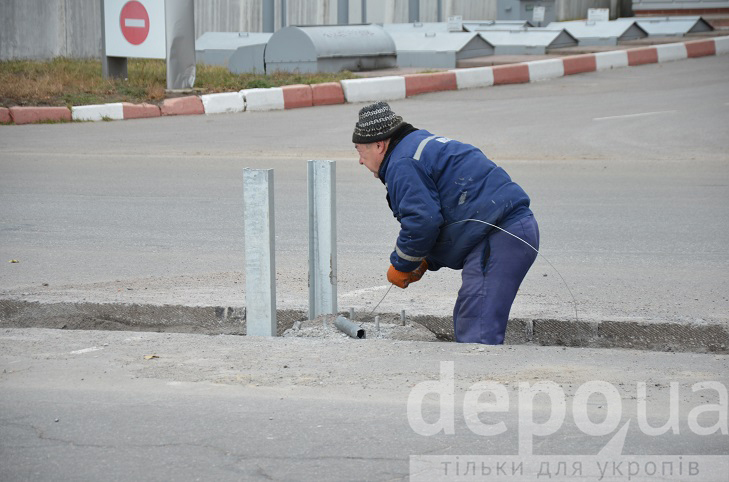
left=1, top=55, right=728, bottom=481
left=2, top=55, right=728, bottom=324
left=1, top=328, right=727, bottom=481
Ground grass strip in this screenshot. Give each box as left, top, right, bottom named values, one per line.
left=0, top=58, right=357, bottom=108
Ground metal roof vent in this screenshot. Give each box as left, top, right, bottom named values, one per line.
left=264, top=24, right=397, bottom=74
left=547, top=20, right=648, bottom=46
left=462, top=20, right=535, bottom=31
left=477, top=28, right=578, bottom=55
left=627, top=16, right=714, bottom=37
left=195, top=32, right=272, bottom=67
left=389, top=31, right=495, bottom=68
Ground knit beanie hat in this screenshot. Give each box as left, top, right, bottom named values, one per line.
left=352, top=102, right=404, bottom=144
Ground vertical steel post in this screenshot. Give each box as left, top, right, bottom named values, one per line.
left=409, top=0, right=420, bottom=23
left=362, top=0, right=367, bottom=23
left=165, top=0, right=196, bottom=89
left=100, top=0, right=127, bottom=79
left=437, top=0, right=443, bottom=22
left=243, top=169, right=277, bottom=336
left=338, top=0, right=349, bottom=24
left=308, top=160, right=337, bottom=320
left=263, top=0, right=275, bottom=32
left=281, top=0, right=287, bottom=28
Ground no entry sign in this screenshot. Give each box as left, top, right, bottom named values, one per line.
left=104, top=0, right=166, bottom=59
left=120, top=1, right=150, bottom=45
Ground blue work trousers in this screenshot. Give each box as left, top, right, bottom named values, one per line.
left=452, top=214, right=539, bottom=344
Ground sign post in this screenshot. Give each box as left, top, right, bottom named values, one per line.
left=101, top=0, right=195, bottom=90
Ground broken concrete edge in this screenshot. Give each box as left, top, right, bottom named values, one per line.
left=1, top=36, right=727, bottom=125
left=1, top=299, right=726, bottom=354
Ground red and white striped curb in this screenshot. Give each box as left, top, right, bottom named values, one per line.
left=2, top=36, right=727, bottom=125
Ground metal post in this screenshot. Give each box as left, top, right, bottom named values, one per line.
left=338, top=0, right=349, bottom=24
left=263, top=0, right=275, bottom=32
left=243, top=169, right=277, bottom=337
left=100, top=0, right=127, bottom=79
left=362, top=0, right=367, bottom=23
left=308, top=160, right=337, bottom=320
left=281, top=0, right=287, bottom=28
left=409, top=0, right=419, bottom=23
left=165, top=0, right=196, bottom=89
left=437, top=0, right=443, bottom=22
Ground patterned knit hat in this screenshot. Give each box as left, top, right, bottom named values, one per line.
left=352, top=102, right=404, bottom=144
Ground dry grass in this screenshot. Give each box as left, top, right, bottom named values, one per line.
left=0, top=58, right=357, bottom=108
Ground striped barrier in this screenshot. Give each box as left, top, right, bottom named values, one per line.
left=527, top=58, right=565, bottom=82
left=282, top=84, right=313, bottom=109
left=341, top=76, right=406, bottom=104
left=161, top=96, right=205, bottom=116
left=3, top=36, right=727, bottom=125
left=9, top=106, right=72, bottom=125
left=72, top=103, right=125, bottom=121
left=311, top=82, right=345, bottom=106
left=492, top=63, right=530, bottom=85
left=241, top=88, right=285, bottom=111
left=122, top=102, right=161, bottom=119
left=201, top=92, right=245, bottom=115
left=404, top=72, right=457, bottom=97
left=450, top=67, right=494, bottom=89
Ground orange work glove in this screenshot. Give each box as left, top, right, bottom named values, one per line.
left=387, top=260, right=428, bottom=289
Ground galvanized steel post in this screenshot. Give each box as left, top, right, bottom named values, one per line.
left=362, top=0, right=367, bottom=23
left=100, top=0, right=127, bottom=80
left=243, top=169, right=277, bottom=336
left=165, top=0, right=196, bottom=89
left=308, top=160, right=337, bottom=319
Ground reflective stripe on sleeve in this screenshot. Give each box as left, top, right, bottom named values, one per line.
left=413, top=135, right=437, bottom=161
left=395, top=245, right=425, bottom=263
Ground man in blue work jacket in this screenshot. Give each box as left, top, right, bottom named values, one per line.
left=353, top=101, right=539, bottom=345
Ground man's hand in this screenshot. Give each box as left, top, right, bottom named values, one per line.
left=387, top=260, right=428, bottom=288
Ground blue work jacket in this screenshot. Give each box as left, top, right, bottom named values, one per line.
left=380, top=129, right=532, bottom=272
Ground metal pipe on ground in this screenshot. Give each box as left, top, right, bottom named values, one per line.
left=334, top=316, right=366, bottom=339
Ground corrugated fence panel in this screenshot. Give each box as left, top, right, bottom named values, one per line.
left=2, top=0, right=621, bottom=60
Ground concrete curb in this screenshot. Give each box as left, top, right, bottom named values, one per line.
left=200, top=92, right=245, bottom=115
left=1, top=299, right=726, bottom=353
left=450, top=66, right=494, bottom=89
left=160, top=96, right=205, bottom=116
left=404, top=71, right=457, bottom=97
left=563, top=53, right=597, bottom=75
left=341, top=75, right=407, bottom=103
left=72, top=102, right=125, bottom=122
left=122, top=102, right=161, bottom=119
left=240, top=87, right=285, bottom=111
left=311, top=82, right=345, bottom=105
left=527, top=58, right=565, bottom=82
left=1, top=35, right=727, bottom=125
left=282, top=84, right=313, bottom=109
left=9, top=106, right=72, bottom=125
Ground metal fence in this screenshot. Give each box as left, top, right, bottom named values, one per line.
left=1, top=0, right=619, bottom=60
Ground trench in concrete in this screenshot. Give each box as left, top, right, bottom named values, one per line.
left=1, top=299, right=727, bottom=354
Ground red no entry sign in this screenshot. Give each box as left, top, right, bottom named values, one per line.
left=119, top=1, right=150, bottom=45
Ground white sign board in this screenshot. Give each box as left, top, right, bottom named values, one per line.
left=104, top=0, right=166, bottom=59
left=447, top=15, right=463, bottom=32
left=532, top=6, right=545, bottom=23
left=588, top=8, right=610, bottom=22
